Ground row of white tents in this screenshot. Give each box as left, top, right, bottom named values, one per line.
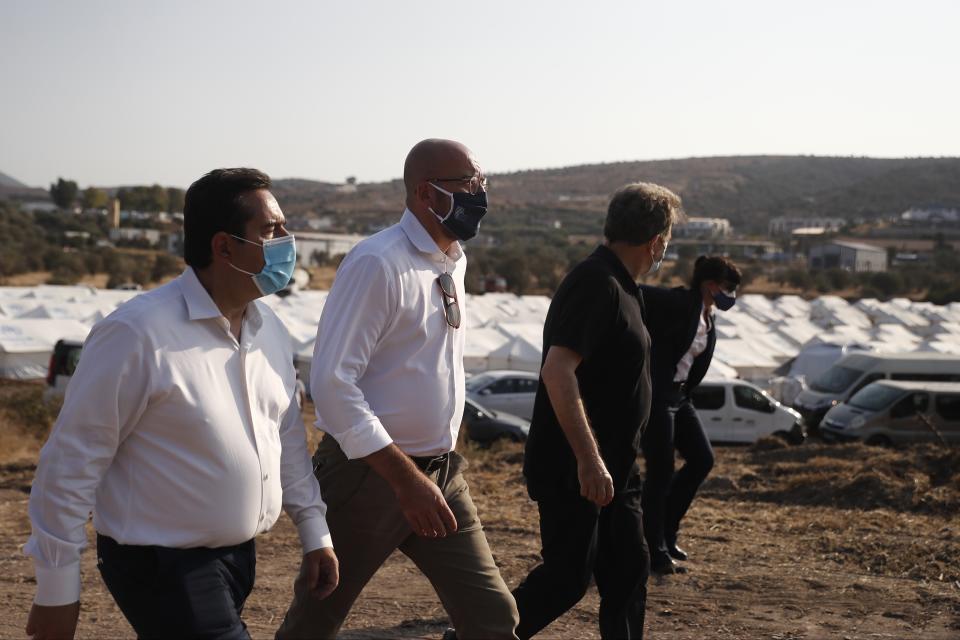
left=3, top=284, right=960, bottom=396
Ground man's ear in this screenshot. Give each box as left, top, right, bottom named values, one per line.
left=211, top=232, right=231, bottom=261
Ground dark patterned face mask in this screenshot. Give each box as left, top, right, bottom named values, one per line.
left=429, top=182, right=487, bottom=241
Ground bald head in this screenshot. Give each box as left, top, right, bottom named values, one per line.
left=403, top=138, right=477, bottom=200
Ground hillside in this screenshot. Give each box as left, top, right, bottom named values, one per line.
left=273, top=155, right=960, bottom=234
left=0, top=171, right=48, bottom=201
left=0, top=171, right=27, bottom=189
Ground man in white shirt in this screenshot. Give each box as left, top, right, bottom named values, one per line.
left=24, top=168, right=338, bottom=640
left=276, top=140, right=519, bottom=640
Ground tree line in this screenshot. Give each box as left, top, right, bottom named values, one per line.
left=49, top=177, right=185, bottom=213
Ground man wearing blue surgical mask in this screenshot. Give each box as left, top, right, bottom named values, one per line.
left=25, top=169, right=337, bottom=640
left=639, top=255, right=742, bottom=576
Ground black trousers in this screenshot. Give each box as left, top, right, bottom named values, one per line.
left=97, top=534, right=256, bottom=640
left=513, top=474, right=649, bottom=640
left=641, top=394, right=715, bottom=557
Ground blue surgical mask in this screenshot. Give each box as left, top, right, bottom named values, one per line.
left=646, top=236, right=668, bottom=275
left=713, top=289, right=736, bottom=311
left=429, top=182, right=487, bottom=241
left=228, top=234, right=297, bottom=296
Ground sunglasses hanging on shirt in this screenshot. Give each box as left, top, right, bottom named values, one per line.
left=436, top=273, right=461, bottom=328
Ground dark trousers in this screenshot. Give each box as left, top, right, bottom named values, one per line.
left=97, top=534, right=256, bottom=640
left=641, top=395, right=715, bottom=557
left=512, top=474, right=649, bottom=640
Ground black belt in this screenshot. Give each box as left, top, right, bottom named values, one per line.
left=410, top=453, right=449, bottom=473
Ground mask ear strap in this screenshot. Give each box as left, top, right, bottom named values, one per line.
left=428, top=182, right=455, bottom=218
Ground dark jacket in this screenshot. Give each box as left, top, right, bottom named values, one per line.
left=639, top=285, right=716, bottom=405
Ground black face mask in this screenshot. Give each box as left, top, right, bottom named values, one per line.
left=713, top=289, right=736, bottom=311
left=429, top=183, right=487, bottom=241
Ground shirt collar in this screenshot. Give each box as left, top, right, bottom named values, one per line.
left=591, top=245, right=640, bottom=296
left=178, top=267, right=264, bottom=331
left=400, top=209, right=464, bottom=263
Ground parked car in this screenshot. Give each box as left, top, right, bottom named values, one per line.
left=43, top=338, right=83, bottom=401
left=465, top=370, right=539, bottom=421
left=461, top=398, right=530, bottom=443
left=793, top=353, right=960, bottom=429
left=820, top=380, right=960, bottom=446
left=689, top=379, right=805, bottom=444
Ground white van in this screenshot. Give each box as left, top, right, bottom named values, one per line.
left=792, top=353, right=960, bottom=429
left=820, top=380, right=960, bottom=445
left=689, top=379, right=805, bottom=444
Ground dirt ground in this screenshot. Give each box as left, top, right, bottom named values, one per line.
left=1, top=381, right=958, bottom=639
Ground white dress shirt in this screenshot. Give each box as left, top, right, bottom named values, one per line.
left=25, top=268, right=331, bottom=606
left=674, top=305, right=713, bottom=382
left=311, top=209, right=466, bottom=459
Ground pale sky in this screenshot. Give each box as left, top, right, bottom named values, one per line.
left=1, top=0, right=957, bottom=188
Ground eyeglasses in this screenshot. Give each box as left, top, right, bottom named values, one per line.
left=436, top=273, right=461, bottom=328
left=429, top=174, right=488, bottom=195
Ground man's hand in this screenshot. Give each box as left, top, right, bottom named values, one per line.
left=295, top=547, right=339, bottom=601
left=578, top=455, right=614, bottom=506
left=25, top=601, right=80, bottom=640
left=395, top=472, right=458, bottom=538
left=363, top=444, right=458, bottom=538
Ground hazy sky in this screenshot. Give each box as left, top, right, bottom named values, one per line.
left=1, top=0, right=957, bottom=188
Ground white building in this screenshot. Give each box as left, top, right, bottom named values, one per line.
left=674, top=217, right=731, bottom=238
left=297, top=232, right=367, bottom=266
left=108, top=228, right=163, bottom=246
left=808, top=241, right=887, bottom=272
left=769, top=217, right=846, bottom=237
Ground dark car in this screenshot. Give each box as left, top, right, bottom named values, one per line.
left=43, top=338, right=84, bottom=401
left=461, top=398, right=530, bottom=443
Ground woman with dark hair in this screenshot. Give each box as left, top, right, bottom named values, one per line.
left=639, top=255, right=742, bottom=575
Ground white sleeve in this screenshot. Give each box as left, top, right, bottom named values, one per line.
left=279, top=392, right=332, bottom=553
left=310, top=252, right=397, bottom=459
left=23, top=319, right=150, bottom=606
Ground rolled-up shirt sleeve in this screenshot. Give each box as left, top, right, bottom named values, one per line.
left=23, top=319, right=150, bottom=606
left=279, top=392, right=332, bottom=553
left=310, top=252, right=397, bottom=459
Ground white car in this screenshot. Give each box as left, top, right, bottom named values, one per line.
left=465, top=370, right=539, bottom=421
left=689, top=379, right=805, bottom=444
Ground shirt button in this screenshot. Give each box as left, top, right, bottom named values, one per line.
left=259, top=514, right=265, bottom=522
left=263, top=474, right=269, bottom=481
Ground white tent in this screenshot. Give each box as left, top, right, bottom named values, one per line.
left=0, top=318, right=91, bottom=379
left=463, top=327, right=511, bottom=372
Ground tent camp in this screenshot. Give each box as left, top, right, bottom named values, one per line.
left=0, top=318, right=91, bottom=379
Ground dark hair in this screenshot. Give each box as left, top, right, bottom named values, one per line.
left=691, top=255, right=742, bottom=291
left=603, top=182, right=685, bottom=244
left=183, top=168, right=272, bottom=268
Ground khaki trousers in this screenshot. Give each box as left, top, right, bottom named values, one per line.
left=275, top=437, right=519, bottom=640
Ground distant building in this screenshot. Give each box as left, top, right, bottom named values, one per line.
left=307, top=216, right=336, bottom=231
left=769, top=216, right=846, bottom=237
left=297, top=231, right=367, bottom=266
left=674, top=217, right=731, bottom=239
left=672, top=238, right=777, bottom=260
left=808, top=241, right=887, bottom=272
left=108, top=228, right=163, bottom=246
left=900, top=207, right=959, bottom=224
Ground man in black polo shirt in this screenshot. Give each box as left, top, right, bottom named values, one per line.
left=512, top=183, right=684, bottom=640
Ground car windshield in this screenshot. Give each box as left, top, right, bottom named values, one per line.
left=465, top=374, right=496, bottom=392
left=848, top=384, right=905, bottom=411
left=809, top=365, right=864, bottom=394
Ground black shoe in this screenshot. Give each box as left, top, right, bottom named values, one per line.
left=650, top=552, right=678, bottom=575
left=442, top=628, right=458, bottom=640
left=667, top=542, right=688, bottom=561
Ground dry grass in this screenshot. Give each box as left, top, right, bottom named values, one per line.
left=2, top=389, right=959, bottom=637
